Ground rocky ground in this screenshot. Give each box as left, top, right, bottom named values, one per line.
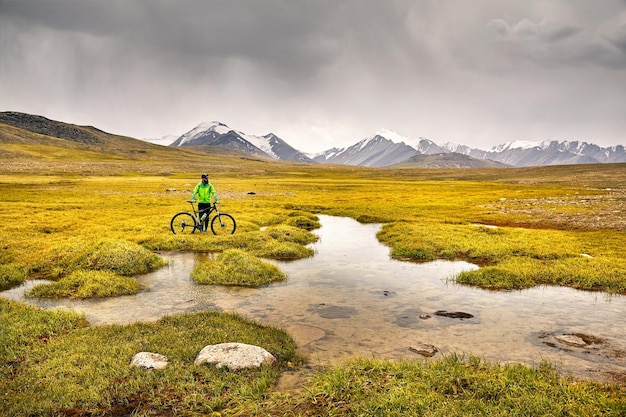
left=488, top=189, right=626, bottom=231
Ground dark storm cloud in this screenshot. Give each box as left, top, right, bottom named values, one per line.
left=1, top=0, right=339, bottom=79
left=1, top=0, right=625, bottom=151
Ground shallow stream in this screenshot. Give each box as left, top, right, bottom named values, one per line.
left=3, top=215, right=625, bottom=382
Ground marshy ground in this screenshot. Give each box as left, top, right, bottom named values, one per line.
left=1, top=158, right=625, bottom=416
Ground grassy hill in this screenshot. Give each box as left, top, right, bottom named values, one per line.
left=0, top=111, right=288, bottom=174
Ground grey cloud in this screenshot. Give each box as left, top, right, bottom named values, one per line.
left=2, top=0, right=344, bottom=81
left=489, top=18, right=583, bottom=43
left=1, top=0, right=624, bottom=150
left=605, top=23, right=626, bottom=55
left=486, top=16, right=626, bottom=70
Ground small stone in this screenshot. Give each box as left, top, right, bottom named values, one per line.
left=434, top=310, right=474, bottom=319
left=409, top=343, right=438, bottom=357
left=130, top=352, right=169, bottom=370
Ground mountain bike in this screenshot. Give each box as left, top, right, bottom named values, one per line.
left=170, top=201, right=236, bottom=235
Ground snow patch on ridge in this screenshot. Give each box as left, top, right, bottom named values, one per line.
left=243, top=134, right=277, bottom=158
left=373, top=128, right=434, bottom=150
left=490, top=140, right=551, bottom=152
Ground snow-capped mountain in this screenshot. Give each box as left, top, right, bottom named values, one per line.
left=150, top=120, right=625, bottom=168
left=443, top=140, right=626, bottom=166
left=169, top=122, right=314, bottom=163
left=312, top=129, right=449, bottom=167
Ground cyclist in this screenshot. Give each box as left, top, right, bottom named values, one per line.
left=191, top=173, right=219, bottom=231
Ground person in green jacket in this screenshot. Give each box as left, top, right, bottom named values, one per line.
left=192, top=173, right=219, bottom=231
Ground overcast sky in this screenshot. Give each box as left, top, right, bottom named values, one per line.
left=1, top=0, right=625, bottom=152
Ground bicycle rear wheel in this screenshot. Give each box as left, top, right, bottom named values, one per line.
left=210, top=213, right=236, bottom=235
left=170, top=212, right=198, bottom=234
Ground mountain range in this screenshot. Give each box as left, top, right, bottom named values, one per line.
left=1, top=111, right=623, bottom=168
left=158, top=122, right=626, bottom=168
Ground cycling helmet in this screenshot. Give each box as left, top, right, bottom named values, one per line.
left=201, top=173, right=208, bottom=179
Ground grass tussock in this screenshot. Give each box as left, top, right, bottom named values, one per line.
left=378, top=222, right=626, bottom=294
left=0, top=300, right=300, bottom=417
left=378, top=222, right=578, bottom=263
left=263, top=224, right=319, bottom=245
left=0, top=264, right=26, bottom=291
left=456, top=255, right=626, bottom=293
left=27, top=269, right=144, bottom=299
left=171, top=226, right=317, bottom=260
left=279, top=355, right=626, bottom=416
left=34, top=238, right=165, bottom=279
left=285, top=211, right=321, bottom=230
left=192, top=249, right=287, bottom=287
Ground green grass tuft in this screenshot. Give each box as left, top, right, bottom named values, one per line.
left=27, top=269, right=144, bottom=299
left=456, top=255, right=626, bottom=293
left=0, top=264, right=26, bottom=290
left=34, top=238, right=165, bottom=279
left=192, top=249, right=287, bottom=287
left=287, top=355, right=626, bottom=416
left=0, top=306, right=301, bottom=416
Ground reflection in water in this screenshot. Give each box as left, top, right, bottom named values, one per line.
left=3, top=215, right=625, bottom=381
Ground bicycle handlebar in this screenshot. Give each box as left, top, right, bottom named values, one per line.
left=188, top=200, right=219, bottom=205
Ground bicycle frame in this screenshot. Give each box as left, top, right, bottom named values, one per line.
left=170, top=200, right=236, bottom=235
left=189, top=201, right=216, bottom=231
left=189, top=200, right=215, bottom=221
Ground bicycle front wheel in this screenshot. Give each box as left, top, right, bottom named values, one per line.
left=211, top=213, right=236, bottom=235
left=170, top=212, right=198, bottom=234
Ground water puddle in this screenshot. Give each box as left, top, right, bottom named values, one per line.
left=3, top=215, right=625, bottom=382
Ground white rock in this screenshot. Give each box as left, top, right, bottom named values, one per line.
left=194, top=342, right=277, bottom=370
left=130, top=352, right=169, bottom=370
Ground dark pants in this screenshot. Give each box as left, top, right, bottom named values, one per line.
left=198, top=203, right=211, bottom=229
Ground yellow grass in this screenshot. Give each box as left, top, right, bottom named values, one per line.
left=1, top=160, right=625, bottom=294
left=1, top=138, right=625, bottom=415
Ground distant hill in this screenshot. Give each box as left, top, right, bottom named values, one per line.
left=0, top=112, right=268, bottom=170
left=0, top=112, right=106, bottom=145
left=390, top=152, right=509, bottom=168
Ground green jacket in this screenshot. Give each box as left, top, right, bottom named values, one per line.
left=192, top=182, right=218, bottom=203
